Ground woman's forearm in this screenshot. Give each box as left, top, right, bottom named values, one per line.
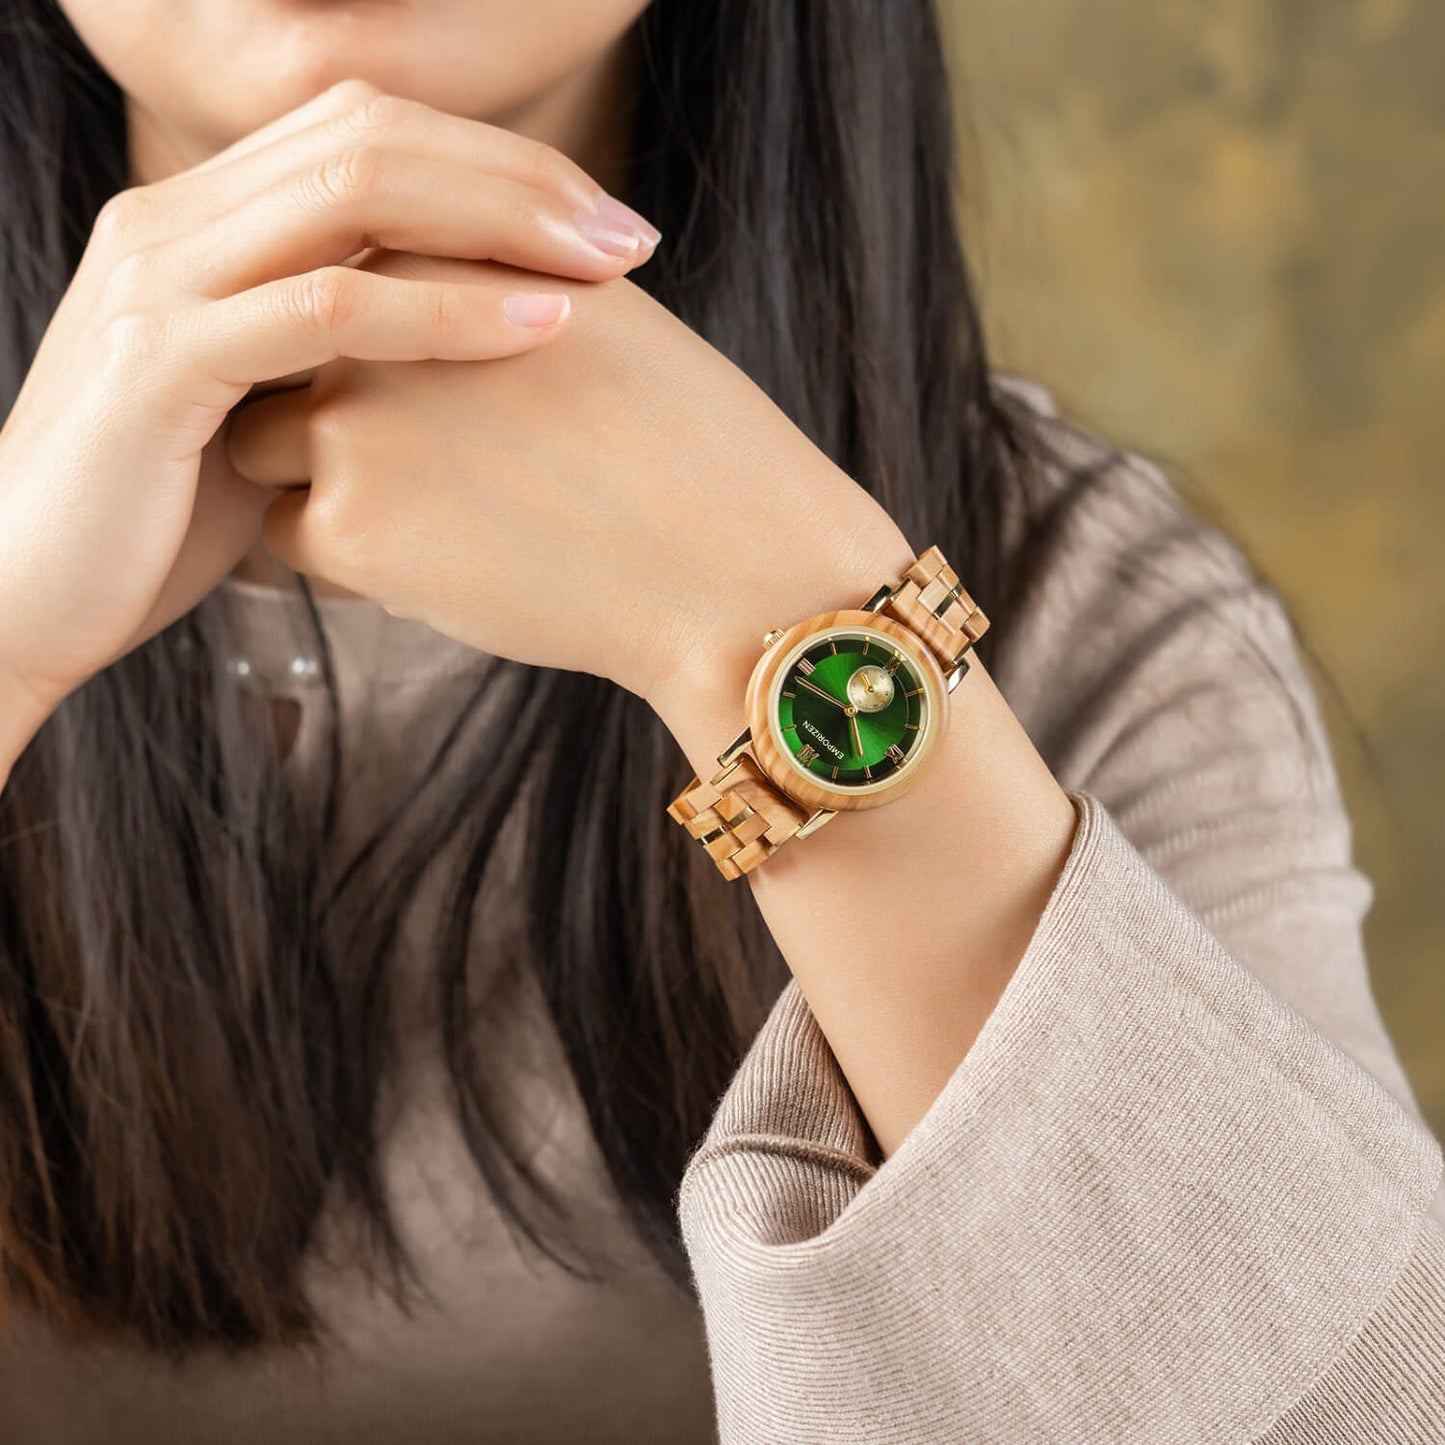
left=650, top=525, right=1079, bottom=1162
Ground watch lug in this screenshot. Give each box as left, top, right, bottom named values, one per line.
left=717, top=726, right=753, bottom=769
left=795, top=808, right=837, bottom=840
left=944, top=650, right=972, bottom=692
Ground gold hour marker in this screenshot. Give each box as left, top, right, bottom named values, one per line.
left=886, top=744, right=908, bottom=766
left=886, top=654, right=901, bottom=673
left=797, top=657, right=815, bottom=675
left=828, top=640, right=837, bottom=654
left=904, top=720, right=920, bottom=730
left=830, top=765, right=839, bottom=779
left=782, top=689, right=795, bottom=697
left=904, top=687, right=921, bottom=697
left=797, top=744, right=818, bottom=764
left=862, top=763, right=873, bottom=779
left=782, top=722, right=797, bottom=731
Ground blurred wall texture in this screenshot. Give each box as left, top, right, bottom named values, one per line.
left=940, top=0, right=1444, bottom=1136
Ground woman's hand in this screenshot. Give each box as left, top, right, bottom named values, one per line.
left=0, top=77, right=658, bottom=743
left=228, top=248, right=912, bottom=712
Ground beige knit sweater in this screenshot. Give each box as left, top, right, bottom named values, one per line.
left=2, top=379, right=1441, bottom=1442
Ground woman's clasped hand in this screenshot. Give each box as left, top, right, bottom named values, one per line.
left=2, top=75, right=662, bottom=718
left=0, top=77, right=906, bottom=739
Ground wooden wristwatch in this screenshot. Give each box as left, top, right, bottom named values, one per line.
left=666, top=544, right=989, bottom=880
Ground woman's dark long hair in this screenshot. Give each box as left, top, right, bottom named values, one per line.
left=0, top=0, right=1058, bottom=1353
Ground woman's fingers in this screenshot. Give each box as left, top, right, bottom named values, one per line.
left=173, top=154, right=652, bottom=299
left=184, top=80, right=605, bottom=216
left=167, top=267, right=574, bottom=393
left=223, top=385, right=312, bottom=487
left=78, top=81, right=389, bottom=265
left=88, top=80, right=646, bottom=291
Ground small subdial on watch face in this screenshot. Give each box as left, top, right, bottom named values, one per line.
left=776, top=629, right=929, bottom=790
left=846, top=663, right=895, bottom=712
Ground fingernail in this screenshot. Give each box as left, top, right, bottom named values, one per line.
left=576, top=210, right=642, bottom=258
left=503, top=292, right=571, bottom=327
left=596, top=193, right=662, bottom=247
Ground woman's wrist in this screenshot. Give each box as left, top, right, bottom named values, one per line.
left=647, top=500, right=919, bottom=781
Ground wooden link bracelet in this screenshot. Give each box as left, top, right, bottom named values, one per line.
left=881, top=544, right=989, bottom=671
left=666, top=546, right=989, bottom=881
left=665, top=753, right=813, bottom=882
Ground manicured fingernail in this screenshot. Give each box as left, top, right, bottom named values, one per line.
left=576, top=210, right=642, bottom=258
left=503, top=292, right=571, bottom=327
left=596, top=193, right=662, bottom=247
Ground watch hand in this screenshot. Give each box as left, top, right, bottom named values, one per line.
left=849, top=712, right=863, bottom=758
left=795, top=675, right=847, bottom=709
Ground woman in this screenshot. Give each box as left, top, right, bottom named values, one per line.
left=0, top=1, right=1440, bottom=1440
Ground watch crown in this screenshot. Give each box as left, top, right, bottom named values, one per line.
left=761, top=628, right=785, bottom=649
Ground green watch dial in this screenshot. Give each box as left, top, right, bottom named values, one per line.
left=772, top=626, right=933, bottom=792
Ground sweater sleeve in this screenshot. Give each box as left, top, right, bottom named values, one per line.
left=675, top=417, right=1445, bottom=1443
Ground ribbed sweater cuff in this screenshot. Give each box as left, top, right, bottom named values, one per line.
left=677, top=790, right=1445, bottom=1443
left=1260, top=1220, right=1445, bottom=1443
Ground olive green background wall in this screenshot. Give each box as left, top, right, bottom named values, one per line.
left=940, top=1, right=1444, bottom=1136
